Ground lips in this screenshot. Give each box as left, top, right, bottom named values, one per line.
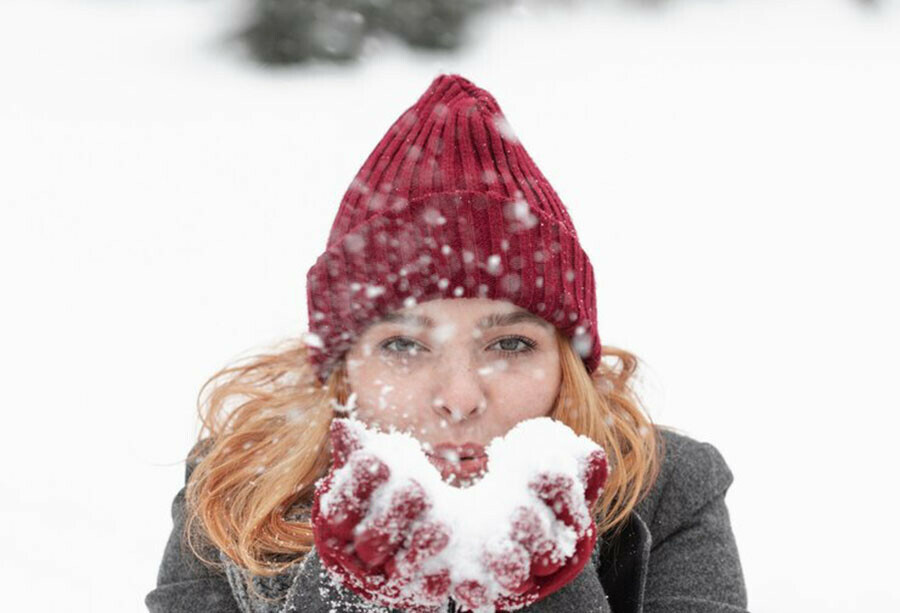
left=427, top=442, right=488, bottom=483
left=430, top=441, right=487, bottom=461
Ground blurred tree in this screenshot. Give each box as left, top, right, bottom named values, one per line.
left=367, top=0, right=488, bottom=49
left=239, top=0, right=880, bottom=66
left=240, top=0, right=491, bottom=65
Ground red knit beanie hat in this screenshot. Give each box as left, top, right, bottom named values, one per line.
left=305, top=74, right=601, bottom=384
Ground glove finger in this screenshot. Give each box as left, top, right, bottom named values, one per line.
left=494, top=573, right=540, bottom=613
left=329, top=418, right=363, bottom=470
left=453, top=578, right=490, bottom=611
left=420, top=567, right=452, bottom=601
left=382, top=568, right=451, bottom=612
left=528, top=472, right=588, bottom=533
left=529, top=539, right=567, bottom=577
left=353, top=526, right=394, bottom=569
left=506, top=575, right=536, bottom=596
left=508, top=505, right=567, bottom=577
left=509, top=505, right=546, bottom=547
left=483, top=541, right=531, bottom=593
left=322, top=452, right=390, bottom=541
left=494, top=582, right=538, bottom=611
left=582, top=448, right=609, bottom=507
left=321, top=538, right=373, bottom=583
left=354, top=480, right=430, bottom=567
left=406, top=519, right=451, bottom=565
left=385, top=479, right=431, bottom=524
left=527, top=524, right=599, bottom=601
left=384, top=519, right=451, bottom=580
left=348, top=453, right=391, bottom=500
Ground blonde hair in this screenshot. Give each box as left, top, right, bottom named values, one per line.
left=182, top=331, right=666, bottom=604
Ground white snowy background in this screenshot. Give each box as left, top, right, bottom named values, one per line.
left=1, top=0, right=898, bottom=611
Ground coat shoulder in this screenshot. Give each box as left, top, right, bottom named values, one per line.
left=634, top=428, right=736, bottom=544
left=181, top=437, right=307, bottom=613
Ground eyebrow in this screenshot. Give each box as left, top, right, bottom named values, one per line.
left=374, top=309, right=552, bottom=331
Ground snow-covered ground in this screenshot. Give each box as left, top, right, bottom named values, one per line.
left=2, top=0, right=898, bottom=611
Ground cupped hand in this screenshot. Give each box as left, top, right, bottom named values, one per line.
left=312, top=419, right=610, bottom=613
left=312, top=419, right=454, bottom=611
left=490, top=447, right=610, bottom=610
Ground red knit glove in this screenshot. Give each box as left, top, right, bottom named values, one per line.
left=311, top=419, right=454, bottom=611
left=433, top=449, right=609, bottom=612
left=490, top=448, right=610, bottom=611
left=312, top=419, right=609, bottom=612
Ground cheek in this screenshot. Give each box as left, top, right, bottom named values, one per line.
left=493, top=378, right=556, bottom=416
left=350, top=369, right=430, bottom=425
left=485, top=359, right=560, bottom=415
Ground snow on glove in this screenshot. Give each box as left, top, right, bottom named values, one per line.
left=312, top=416, right=611, bottom=613
left=491, top=447, right=609, bottom=611
left=312, top=419, right=454, bottom=611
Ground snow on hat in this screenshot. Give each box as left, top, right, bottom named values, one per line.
left=305, top=73, right=601, bottom=384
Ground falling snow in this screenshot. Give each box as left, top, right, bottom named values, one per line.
left=422, top=207, right=447, bottom=225
left=493, top=114, right=519, bottom=143
left=344, top=233, right=366, bottom=253
left=365, top=285, right=386, bottom=299
left=485, top=254, right=502, bottom=275
left=303, top=332, right=325, bottom=349
left=503, top=199, right=539, bottom=231
left=430, top=322, right=458, bottom=344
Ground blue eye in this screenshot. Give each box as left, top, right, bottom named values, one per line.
left=380, top=337, right=425, bottom=355
left=379, top=335, right=537, bottom=358
left=489, top=336, right=537, bottom=358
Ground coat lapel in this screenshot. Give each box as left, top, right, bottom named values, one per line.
left=596, top=510, right=652, bottom=613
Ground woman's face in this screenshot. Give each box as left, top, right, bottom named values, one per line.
left=344, top=297, right=562, bottom=484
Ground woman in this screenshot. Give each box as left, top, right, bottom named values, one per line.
left=145, top=74, right=748, bottom=613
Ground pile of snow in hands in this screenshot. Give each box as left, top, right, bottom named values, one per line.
left=316, top=416, right=608, bottom=612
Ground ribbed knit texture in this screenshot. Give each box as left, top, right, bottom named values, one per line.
left=305, top=74, right=601, bottom=384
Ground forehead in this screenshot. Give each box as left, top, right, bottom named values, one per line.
left=365, top=298, right=552, bottom=332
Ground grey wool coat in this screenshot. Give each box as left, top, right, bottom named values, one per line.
left=145, top=429, right=749, bottom=613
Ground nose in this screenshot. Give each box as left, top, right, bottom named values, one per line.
left=431, top=358, right=488, bottom=424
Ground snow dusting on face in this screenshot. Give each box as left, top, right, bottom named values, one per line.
left=318, top=416, right=607, bottom=611
left=428, top=322, right=457, bottom=344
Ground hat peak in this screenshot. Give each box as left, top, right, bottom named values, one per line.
left=420, top=73, right=502, bottom=116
